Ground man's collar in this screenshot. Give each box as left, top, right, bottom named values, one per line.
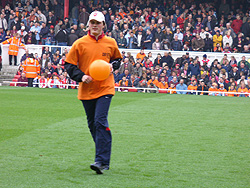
left=88, top=30, right=105, bottom=41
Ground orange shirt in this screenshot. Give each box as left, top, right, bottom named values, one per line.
left=237, top=87, right=249, bottom=97
left=187, top=85, right=197, bottom=91
left=209, top=88, right=218, bottom=95
left=66, top=33, right=122, bottom=100
left=168, top=87, right=176, bottom=94
left=158, top=81, right=168, bottom=89
left=227, top=89, right=236, bottom=97
left=147, top=79, right=159, bottom=86
left=136, top=53, right=146, bottom=61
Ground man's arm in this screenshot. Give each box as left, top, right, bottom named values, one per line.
left=64, top=62, right=85, bottom=82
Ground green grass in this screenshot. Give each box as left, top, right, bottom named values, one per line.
left=0, top=87, right=250, bottom=188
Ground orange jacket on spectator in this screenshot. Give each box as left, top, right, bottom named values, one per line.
left=136, top=53, right=146, bottom=61
left=187, top=85, right=197, bottom=91
left=23, top=58, right=40, bottom=78
left=158, top=81, right=168, bottom=89
left=147, top=79, right=159, bottom=86
left=227, top=89, right=236, bottom=97
left=2, top=36, right=26, bottom=56
left=237, top=87, right=249, bottom=97
left=209, top=87, right=218, bottom=95
left=168, top=86, right=176, bottom=94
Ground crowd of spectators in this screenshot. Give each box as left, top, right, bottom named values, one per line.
left=114, top=49, right=250, bottom=97
left=1, top=0, right=250, bottom=96
left=0, top=0, right=250, bottom=52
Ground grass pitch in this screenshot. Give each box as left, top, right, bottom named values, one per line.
left=0, top=87, right=250, bottom=188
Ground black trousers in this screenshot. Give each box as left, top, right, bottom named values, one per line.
left=9, top=55, right=17, bottom=66
left=28, top=78, right=34, bottom=87
left=81, top=95, right=112, bottom=166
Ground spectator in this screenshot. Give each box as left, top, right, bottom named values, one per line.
left=79, top=8, right=89, bottom=26
left=169, top=76, right=179, bottom=87
left=40, top=22, right=49, bottom=45
left=241, top=18, right=250, bottom=38
left=117, top=32, right=127, bottom=48
left=128, top=74, right=139, bottom=87
left=192, top=34, right=205, bottom=51
left=176, top=79, right=187, bottom=94
left=222, top=23, right=236, bottom=38
left=237, top=82, right=249, bottom=97
left=160, top=52, right=174, bottom=68
left=144, top=29, right=153, bottom=49
left=153, top=53, right=162, bottom=68
left=54, top=20, right=63, bottom=35
left=158, top=76, right=168, bottom=89
left=127, top=31, right=138, bottom=49
left=171, top=35, right=182, bottom=51
left=209, top=83, right=219, bottom=96
left=222, top=30, right=233, bottom=48
left=154, top=27, right=164, bottom=42
left=39, top=53, right=50, bottom=70
left=187, top=80, right=198, bottom=95
left=119, top=58, right=133, bottom=74
left=55, top=25, right=68, bottom=46
left=0, top=13, right=8, bottom=31
left=204, top=34, right=213, bottom=52
left=152, top=38, right=161, bottom=50
left=231, top=15, right=243, bottom=35
left=17, top=72, right=28, bottom=87
left=39, top=73, right=48, bottom=88
left=67, top=29, right=78, bottom=46
left=233, top=32, right=245, bottom=52
left=136, top=30, right=145, bottom=49
left=188, top=60, right=200, bottom=77
left=197, top=80, right=208, bottom=95
left=111, top=24, right=120, bottom=42
left=45, top=62, right=55, bottom=74
left=213, top=30, right=223, bottom=48
left=133, top=62, right=143, bottom=78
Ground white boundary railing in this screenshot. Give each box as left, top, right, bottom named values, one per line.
left=7, top=81, right=250, bottom=97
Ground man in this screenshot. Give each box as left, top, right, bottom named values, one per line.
left=176, top=79, right=187, bottom=94
left=144, top=29, right=153, bottom=49
left=65, top=11, right=122, bottom=174
left=17, top=72, right=28, bottom=87
left=23, top=53, right=40, bottom=87
left=0, top=14, right=8, bottom=31
left=40, top=22, right=49, bottom=45
left=1, top=33, right=26, bottom=66
left=192, top=34, right=205, bottom=51
left=171, top=35, right=182, bottom=51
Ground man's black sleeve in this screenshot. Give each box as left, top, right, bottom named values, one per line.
left=110, top=58, right=122, bottom=70
left=64, top=62, right=85, bottom=82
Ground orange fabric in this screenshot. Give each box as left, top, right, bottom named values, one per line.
left=168, top=87, right=176, bottom=94
left=158, top=82, right=168, bottom=89
left=237, top=87, right=249, bottom=97
left=147, top=79, right=159, bottom=86
left=23, top=58, right=40, bottom=78
left=209, top=88, right=218, bottom=95
left=187, top=85, right=197, bottom=91
left=2, top=37, right=26, bottom=56
left=119, top=80, right=128, bottom=86
left=136, top=53, right=146, bottom=61
left=65, top=34, right=122, bottom=100
left=227, top=89, right=236, bottom=97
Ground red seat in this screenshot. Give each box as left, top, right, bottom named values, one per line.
left=12, top=78, right=18, bottom=82
left=14, top=75, right=21, bottom=79
left=128, top=88, right=137, bottom=92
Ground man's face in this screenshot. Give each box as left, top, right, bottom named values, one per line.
left=89, top=20, right=104, bottom=36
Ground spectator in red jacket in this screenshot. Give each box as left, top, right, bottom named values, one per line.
left=231, top=15, right=243, bottom=34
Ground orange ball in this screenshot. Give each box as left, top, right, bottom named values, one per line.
left=89, top=59, right=110, bottom=81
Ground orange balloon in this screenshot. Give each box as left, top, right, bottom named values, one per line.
left=89, top=59, right=110, bottom=81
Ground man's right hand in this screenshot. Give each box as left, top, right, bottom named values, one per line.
left=82, top=75, right=92, bottom=84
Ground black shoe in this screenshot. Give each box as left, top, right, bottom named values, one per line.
left=90, top=162, right=109, bottom=174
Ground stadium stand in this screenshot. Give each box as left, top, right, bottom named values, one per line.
left=0, top=0, right=250, bottom=96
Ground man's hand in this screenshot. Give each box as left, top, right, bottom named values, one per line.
left=82, top=75, right=93, bottom=84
